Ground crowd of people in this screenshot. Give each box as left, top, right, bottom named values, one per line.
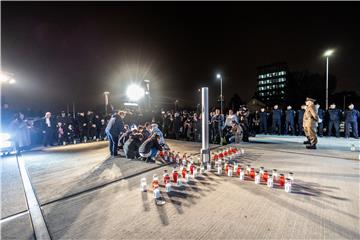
left=1, top=100, right=359, bottom=155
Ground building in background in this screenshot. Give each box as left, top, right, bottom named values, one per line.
left=255, top=62, right=288, bottom=106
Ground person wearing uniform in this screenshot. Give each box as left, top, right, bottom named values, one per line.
left=328, top=103, right=341, bottom=138
left=285, top=105, right=295, bottom=135
left=303, top=97, right=319, bottom=149
left=297, top=105, right=305, bottom=135
left=271, top=105, right=282, bottom=135
left=345, top=104, right=359, bottom=139
left=259, top=108, right=268, bottom=134
left=105, top=111, right=126, bottom=157
left=315, top=104, right=325, bottom=137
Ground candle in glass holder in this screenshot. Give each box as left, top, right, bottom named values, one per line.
left=279, top=174, right=285, bottom=187
left=165, top=182, right=172, bottom=193
left=217, top=165, right=222, bottom=175
left=140, top=177, right=147, bottom=192
left=228, top=167, right=233, bottom=177
left=255, top=171, right=260, bottom=184
left=259, top=167, right=264, bottom=177
left=177, top=175, right=182, bottom=186
left=182, top=167, right=186, bottom=178
left=267, top=174, right=273, bottom=188
left=272, top=169, right=278, bottom=181
left=250, top=168, right=255, bottom=178
left=263, top=170, right=269, bottom=182
left=207, top=162, right=212, bottom=171
left=236, top=166, right=241, bottom=176
left=185, top=172, right=190, bottom=182
left=239, top=169, right=245, bottom=180
left=246, top=165, right=251, bottom=175
left=285, top=178, right=292, bottom=193
left=287, top=172, right=294, bottom=183
left=172, top=170, right=178, bottom=183
left=152, top=174, right=159, bottom=189
left=241, top=148, right=245, bottom=154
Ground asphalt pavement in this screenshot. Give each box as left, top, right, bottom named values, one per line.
left=1, top=136, right=359, bottom=239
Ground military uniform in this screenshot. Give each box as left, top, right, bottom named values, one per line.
left=285, top=109, right=295, bottom=135
left=272, top=108, right=282, bottom=134
left=259, top=111, right=268, bottom=134
left=328, top=107, right=341, bottom=137
left=297, top=109, right=305, bottom=135
left=345, top=108, right=359, bottom=138
left=303, top=98, right=319, bottom=148
left=317, top=108, right=325, bottom=137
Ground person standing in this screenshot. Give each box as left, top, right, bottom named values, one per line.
left=327, top=103, right=341, bottom=138
left=285, top=105, right=295, bottom=135
left=315, top=104, right=325, bottom=137
left=43, top=112, right=54, bottom=147
left=303, top=98, right=319, bottom=149
left=344, top=104, right=359, bottom=139
left=211, top=108, right=224, bottom=144
left=105, top=111, right=126, bottom=157
left=297, top=105, right=306, bottom=135
left=259, top=108, right=268, bottom=134
left=271, top=105, right=282, bottom=135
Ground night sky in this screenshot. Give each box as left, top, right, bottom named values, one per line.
left=2, top=2, right=360, bottom=112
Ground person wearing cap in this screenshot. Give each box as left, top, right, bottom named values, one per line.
left=271, top=105, right=282, bottom=135
left=315, top=103, right=325, bottom=137
left=327, top=103, right=342, bottom=137
left=259, top=107, right=268, bottom=134
left=303, top=97, right=319, bottom=149
left=105, top=111, right=126, bottom=157
left=344, top=104, right=359, bottom=139
left=285, top=105, right=295, bottom=135
left=297, top=105, right=306, bottom=136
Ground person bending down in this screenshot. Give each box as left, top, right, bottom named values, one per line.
left=138, top=133, right=163, bottom=163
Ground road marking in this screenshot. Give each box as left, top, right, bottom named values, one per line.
left=16, top=154, right=51, bottom=240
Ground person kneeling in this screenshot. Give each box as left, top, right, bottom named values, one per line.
left=123, top=129, right=143, bottom=159
left=138, top=133, right=163, bottom=163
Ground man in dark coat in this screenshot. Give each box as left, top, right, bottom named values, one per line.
left=43, top=112, right=55, bottom=147
left=139, top=133, right=163, bottom=163
left=328, top=103, right=342, bottom=137
left=259, top=108, right=268, bottom=134
left=344, top=104, right=359, bottom=139
left=105, top=111, right=126, bottom=157
left=271, top=105, right=282, bottom=135
left=123, top=130, right=143, bottom=159
left=297, top=105, right=306, bottom=135
left=285, top=105, right=295, bottom=135
left=315, top=104, right=325, bottom=137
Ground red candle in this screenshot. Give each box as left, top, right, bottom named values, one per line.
left=163, top=174, right=170, bottom=184
left=173, top=171, right=178, bottom=183
left=190, top=164, right=195, bottom=175
left=225, top=164, right=229, bottom=173
left=182, top=168, right=186, bottom=178
left=214, top=154, right=219, bottom=160
left=237, top=166, right=241, bottom=176
left=263, top=170, right=269, bottom=182
left=250, top=168, right=255, bottom=178
left=219, top=153, right=224, bottom=159
left=279, top=174, right=285, bottom=186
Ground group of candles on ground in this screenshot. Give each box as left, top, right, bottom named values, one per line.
left=140, top=147, right=295, bottom=205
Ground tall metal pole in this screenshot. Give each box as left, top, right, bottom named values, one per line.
left=201, top=87, right=210, bottom=164
left=326, top=57, right=329, bottom=110
left=72, top=102, right=75, bottom=119
left=220, top=77, right=223, bottom=115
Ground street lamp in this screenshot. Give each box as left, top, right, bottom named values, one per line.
left=323, top=49, right=334, bottom=110
left=0, top=71, right=15, bottom=84
left=104, top=91, right=110, bottom=115
left=216, top=73, right=223, bottom=115
left=126, top=84, right=145, bottom=101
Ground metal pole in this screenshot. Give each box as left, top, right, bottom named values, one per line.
left=326, top=57, right=329, bottom=110
left=220, top=77, right=223, bottom=115
left=201, top=87, right=210, bottom=164
left=72, top=102, right=75, bottom=119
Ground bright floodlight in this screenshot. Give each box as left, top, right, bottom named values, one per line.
left=9, top=79, right=16, bottom=84
left=216, top=73, right=221, bottom=79
left=324, top=49, right=334, bottom=57
left=126, top=84, right=145, bottom=101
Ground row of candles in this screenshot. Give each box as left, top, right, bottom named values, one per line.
left=143, top=147, right=294, bottom=200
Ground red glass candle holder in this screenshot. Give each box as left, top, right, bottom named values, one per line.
left=173, top=171, right=178, bottom=183
left=250, top=168, right=255, bottom=178
left=279, top=174, right=285, bottom=186
left=263, top=170, right=269, bottom=182
left=182, top=168, right=186, bottom=178
left=237, top=166, right=241, bottom=176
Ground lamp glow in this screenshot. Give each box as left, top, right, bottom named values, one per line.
left=324, top=49, right=334, bottom=57
left=126, top=84, right=145, bottom=101
left=216, top=73, right=221, bottom=79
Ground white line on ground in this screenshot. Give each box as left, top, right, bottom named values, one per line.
left=16, top=154, right=51, bottom=240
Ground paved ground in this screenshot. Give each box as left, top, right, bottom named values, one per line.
left=1, top=136, right=359, bottom=239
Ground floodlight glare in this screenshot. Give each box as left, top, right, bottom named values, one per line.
left=126, top=84, right=145, bottom=101
left=216, top=73, right=221, bottom=79
left=324, top=49, right=334, bottom=57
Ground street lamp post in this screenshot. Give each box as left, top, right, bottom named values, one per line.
left=324, top=49, right=334, bottom=110
left=216, top=73, right=223, bottom=115
left=104, top=91, right=110, bottom=115
left=144, top=79, right=151, bottom=110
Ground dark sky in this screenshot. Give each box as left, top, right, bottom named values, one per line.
left=2, top=2, right=360, bottom=112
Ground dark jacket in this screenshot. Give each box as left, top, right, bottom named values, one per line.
left=123, top=133, right=142, bottom=159
left=285, top=110, right=295, bottom=122
left=328, top=108, right=342, bottom=121
left=106, top=115, right=124, bottom=137
left=345, top=109, right=359, bottom=122
left=272, top=109, right=282, bottom=120
left=139, top=134, right=162, bottom=155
